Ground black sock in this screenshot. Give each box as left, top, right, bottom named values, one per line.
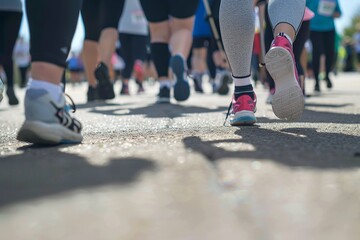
left=234, top=85, right=254, bottom=100
left=150, top=42, right=171, bottom=78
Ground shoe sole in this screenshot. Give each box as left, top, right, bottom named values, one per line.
left=217, top=73, right=230, bottom=95
left=156, top=97, right=171, bottom=104
left=171, top=55, right=190, bottom=102
left=265, top=47, right=304, bottom=121
left=230, top=110, right=257, bottom=126
left=17, top=121, right=83, bottom=145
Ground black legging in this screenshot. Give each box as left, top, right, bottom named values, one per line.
left=0, top=11, right=22, bottom=88
left=310, top=30, right=335, bottom=83
left=19, top=66, right=29, bottom=86
left=264, top=6, right=310, bottom=90
left=119, top=33, right=147, bottom=79
left=26, top=0, right=82, bottom=68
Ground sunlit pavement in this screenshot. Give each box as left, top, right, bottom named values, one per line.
left=1, top=73, right=359, bottom=240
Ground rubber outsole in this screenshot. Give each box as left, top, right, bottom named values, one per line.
left=230, top=111, right=257, bottom=126
left=171, top=55, right=190, bottom=102
left=17, top=121, right=83, bottom=145
left=265, top=47, right=304, bottom=121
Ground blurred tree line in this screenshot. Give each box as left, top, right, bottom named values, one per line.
left=343, top=14, right=360, bottom=38
left=340, top=9, right=360, bottom=72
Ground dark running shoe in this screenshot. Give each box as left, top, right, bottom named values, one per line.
left=192, top=74, right=204, bottom=93
left=120, top=83, right=130, bottom=95
left=157, top=86, right=170, bottom=103
left=94, top=62, right=115, bottom=100
left=87, top=86, right=98, bottom=102
left=215, top=70, right=231, bottom=95
left=325, top=77, right=333, bottom=89
left=6, top=87, right=19, bottom=105
left=171, top=55, right=190, bottom=102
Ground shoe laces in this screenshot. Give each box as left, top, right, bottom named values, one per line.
left=223, top=100, right=233, bottom=126
left=64, top=93, right=76, bottom=113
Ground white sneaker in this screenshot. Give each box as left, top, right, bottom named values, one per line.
left=17, top=88, right=83, bottom=145
left=265, top=34, right=304, bottom=121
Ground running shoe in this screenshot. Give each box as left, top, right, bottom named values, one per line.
left=215, top=70, right=231, bottom=95
left=136, top=81, right=145, bottom=94
left=227, top=94, right=257, bottom=126
left=170, top=55, right=190, bottom=101
left=120, top=83, right=130, bottom=95
left=17, top=88, right=83, bottom=145
left=265, top=34, right=304, bottom=121
left=134, top=60, right=144, bottom=82
left=87, top=86, right=98, bottom=102
left=314, top=82, right=320, bottom=93
left=157, top=86, right=170, bottom=103
left=325, top=77, right=333, bottom=89
left=94, top=62, right=115, bottom=100
left=192, top=74, right=204, bottom=93
left=6, top=87, right=19, bottom=106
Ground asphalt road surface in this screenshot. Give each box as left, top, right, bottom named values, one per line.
left=0, top=73, right=359, bottom=240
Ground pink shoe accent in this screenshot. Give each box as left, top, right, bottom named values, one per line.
left=134, top=60, right=144, bottom=81
left=229, top=94, right=257, bottom=126
left=232, top=94, right=257, bottom=113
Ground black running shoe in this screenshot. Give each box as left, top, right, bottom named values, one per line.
left=314, top=82, right=321, bottom=93
left=157, top=86, right=170, bottom=103
left=171, top=55, right=190, bottom=101
left=94, top=62, right=115, bottom=100
left=6, top=87, right=19, bottom=105
left=193, top=74, right=204, bottom=93
left=120, top=83, right=130, bottom=95
left=325, top=77, right=333, bottom=89
left=87, top=86, right=98, bottom=102
left=216, top=71, right=230, bottom=95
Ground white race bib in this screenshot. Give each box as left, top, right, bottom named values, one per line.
left=131, top=10, right=147, bottom=25
left=318, top=0, right=336, bottom=17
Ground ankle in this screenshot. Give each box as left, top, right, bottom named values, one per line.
left=234, top=85, right=254, bottom=100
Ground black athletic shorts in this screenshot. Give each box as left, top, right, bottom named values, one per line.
left=82, top=0, right=125, bottom=41
left=192, top=37, right=210, bottom=49
left=140, top=0, right=199, bottom=23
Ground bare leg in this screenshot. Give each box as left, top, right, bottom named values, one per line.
left=170, top=17, right=194, bottom=59
left=82, top=40, right=98, bottom=87
left=31, top=62, right=64, bottom=85
left=98, top=28, right=118, bottom=68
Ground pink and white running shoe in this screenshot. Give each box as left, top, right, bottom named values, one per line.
left=229, top=94, right=257, bottom=126
left=265, top=34, right=304, bottom=121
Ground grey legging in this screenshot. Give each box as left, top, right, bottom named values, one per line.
left=220, top=0, right=305, bottom=78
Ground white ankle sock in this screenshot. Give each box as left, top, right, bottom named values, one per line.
left=279, top=32, right=293, bottom=45
left=233, top=76, right=252, bottom=87
left=27, top=78, right=63, bottom=103
left=159, top=80, right=172, bottom=88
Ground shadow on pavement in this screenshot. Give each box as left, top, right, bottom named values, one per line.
left=79, top=100, right=358, bottom=124
left=89, top=103, right=227, bottom=119
left=252, top=103, right=360, bottom=124
left=0, top=146, right=156, bottom=208
left=183, top=127, right=360, bottom=169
